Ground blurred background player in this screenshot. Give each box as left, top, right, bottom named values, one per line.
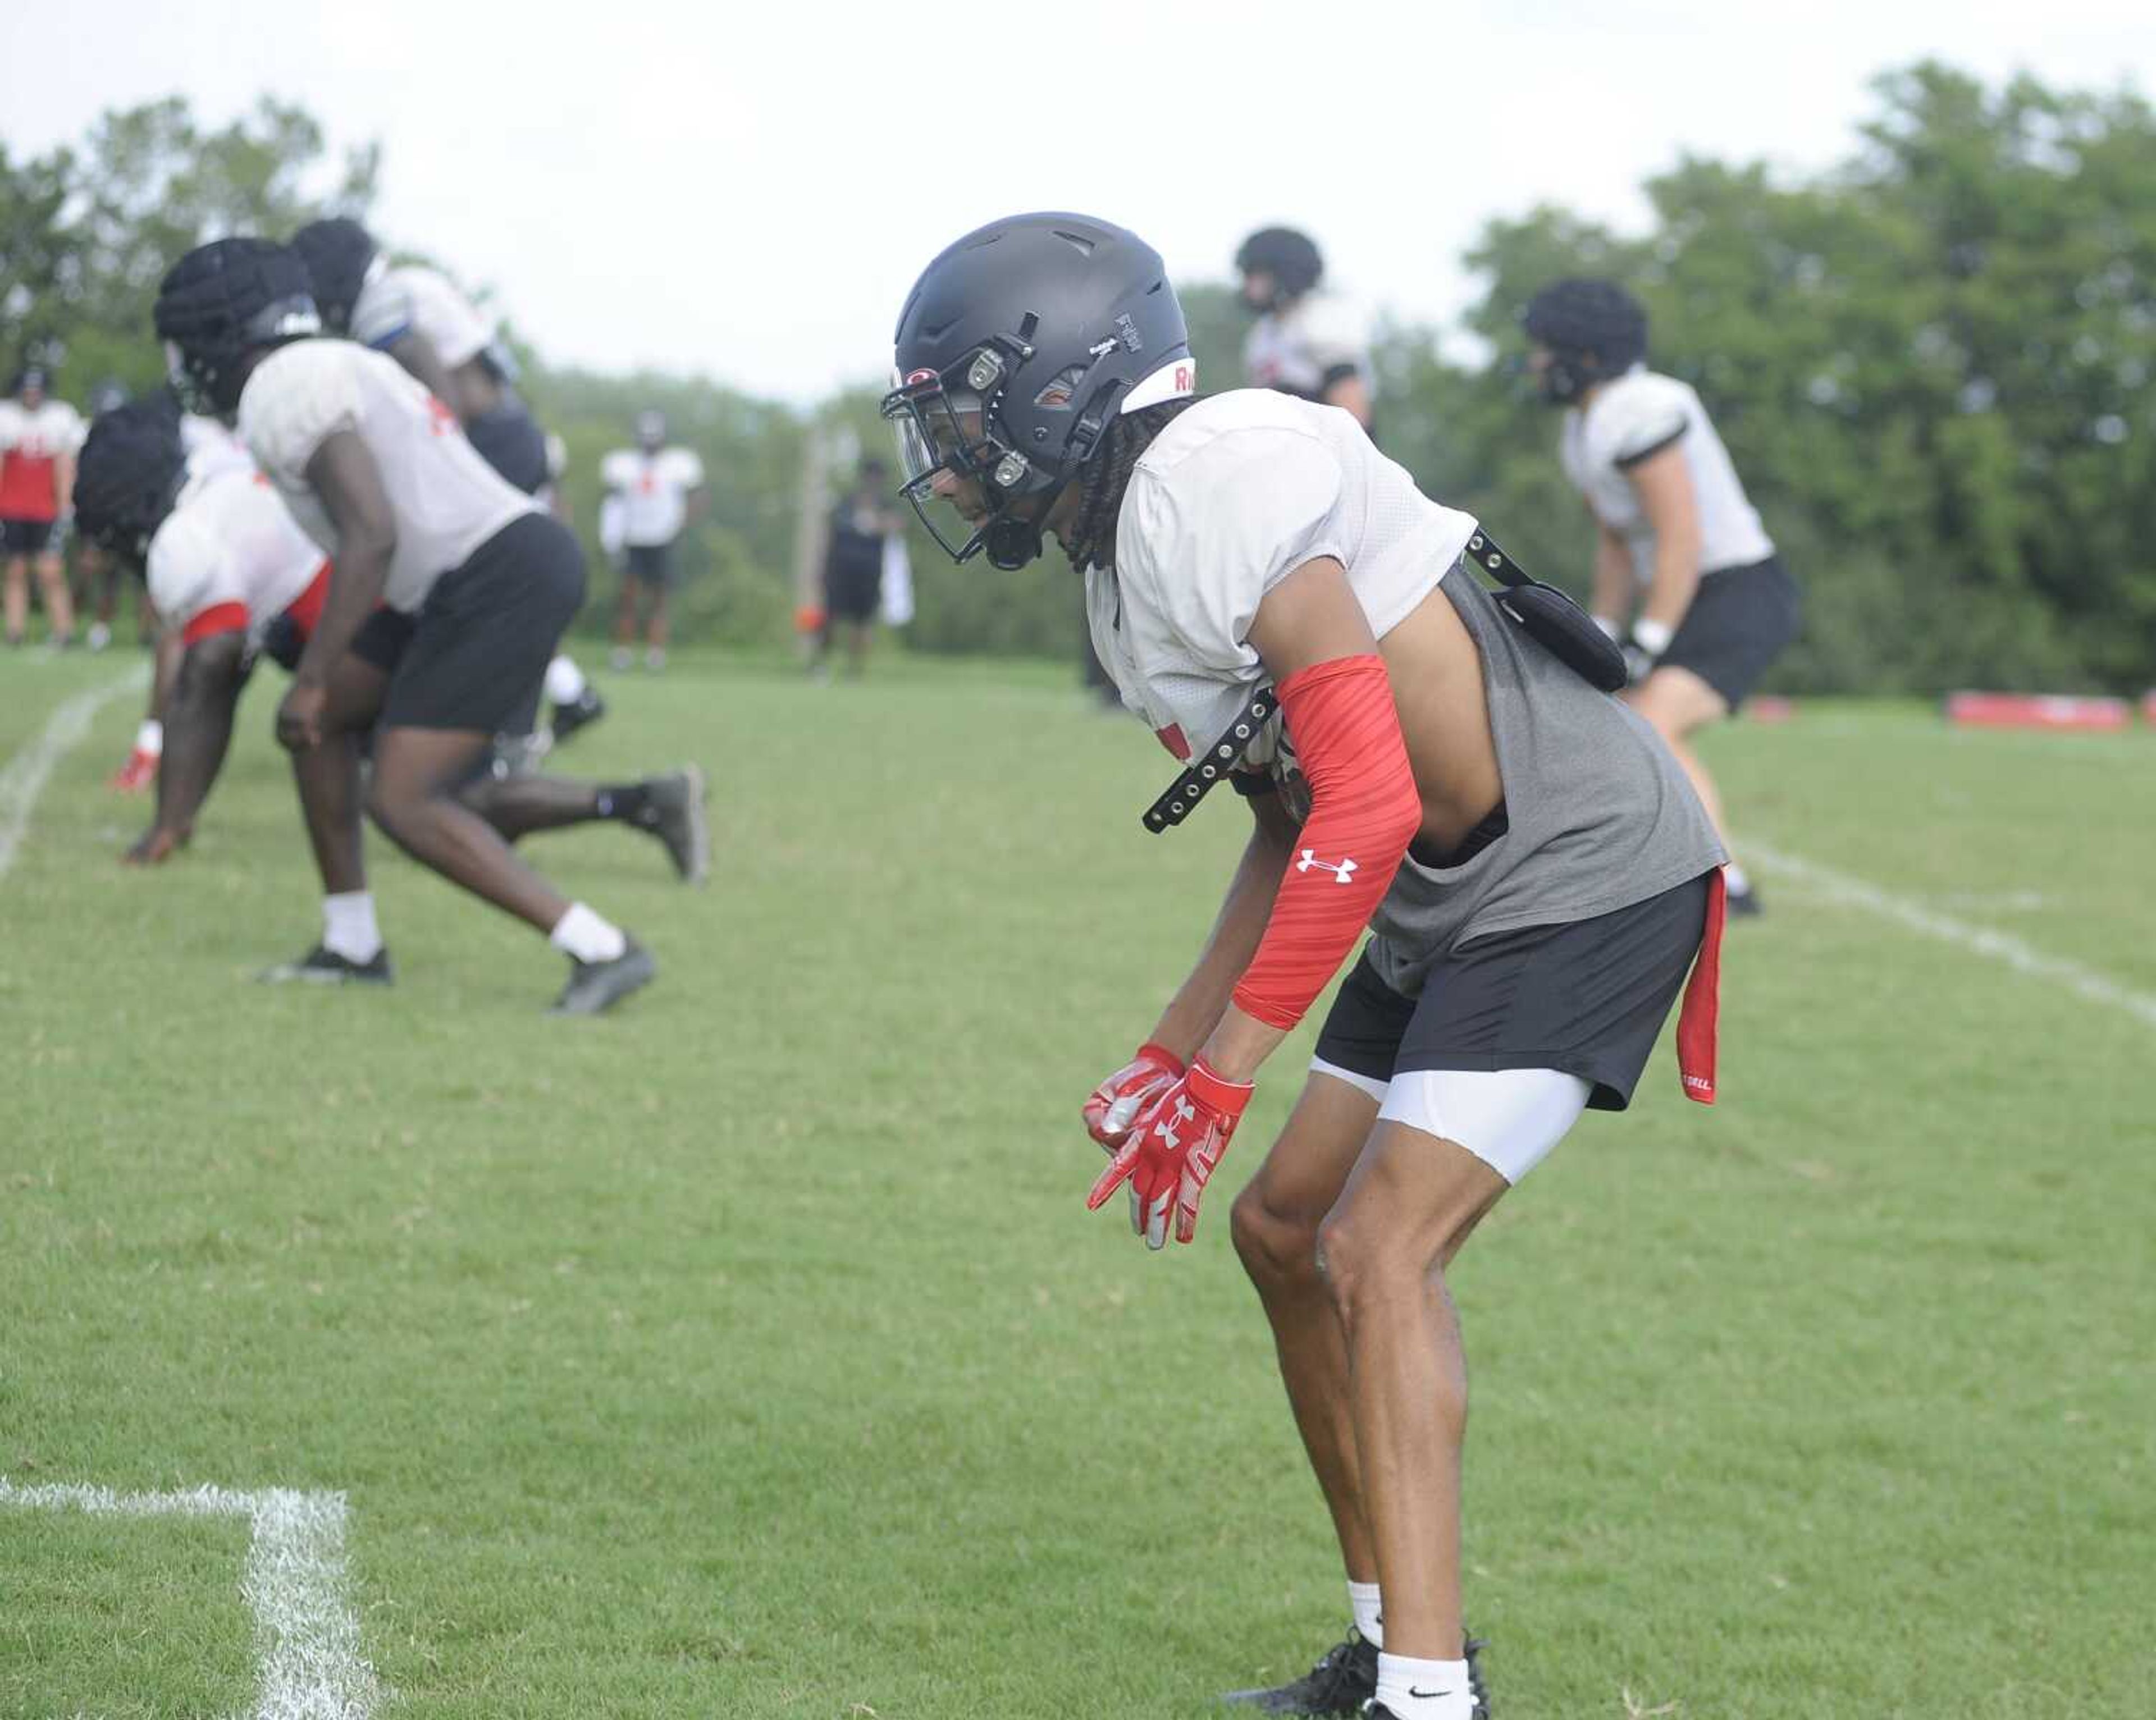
left=1236, top=226, right=1376, bottom=434
left=155, top=237, right=696, bottom=1013
left=1, top=364, right=85, bottom=648
left=600, top=409, right=706, bottom=671
left=291, top=217, right=606, bottom=747
left=72, top=401, right=707, bottom=894
left=1524, top=278, right=1802, bottom=916
left=809, top=456, right=902, bottom=680
left=79, top=378, right=138, bottom=652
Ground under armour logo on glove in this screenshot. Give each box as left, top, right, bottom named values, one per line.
left=1088, top=1058, right=1254, bottom=1250
left=1296, top=849, right=1359, bottom=884
left=1082, top=1043, right=1186, bottom=1238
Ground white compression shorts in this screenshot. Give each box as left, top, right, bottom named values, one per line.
left=1310, top=1058, right=1592, bottom=1185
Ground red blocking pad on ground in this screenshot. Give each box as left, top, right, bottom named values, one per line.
left=2143, top=691, right=2156, bottom=728
left=1945, top=692, right=2131, bottom=733
left=1745, top=695, right=1797, bottom=724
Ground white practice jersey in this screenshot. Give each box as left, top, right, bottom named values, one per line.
left=1085, top=389, right=1477, bottom=764
left=179, top=413, right=254, bottom=483
left=147, top=462, right=326, bottom=647
left=1560, top=366, right=1774, bottom=583
left=239, top=340, right=536, bottom=612
left=1241, top=291, right=1372, bottom=402
left=600, top=446, right=705, bottom=546
left=351, top=263, right=495, bottom=370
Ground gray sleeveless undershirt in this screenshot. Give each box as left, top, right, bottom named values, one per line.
left=1359, top=567, right=1726, bottom=996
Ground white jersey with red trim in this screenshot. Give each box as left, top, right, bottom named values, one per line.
left=179, top=412, right=253, bottom=482
left=600, top=446, right=705, bottom=546
left=146, top=463, right=327, bottom=648
left=1241, top=291, right=1372, bottom=402
left=1084, top=389, right=1477, bottom=767
left=351, top=263, right=495, bottom=370
left=238, top=339, right=535, bottom=612
left=1559, top=366, right=1774, bottom=583
left=0, top=398, right=86, bottom=520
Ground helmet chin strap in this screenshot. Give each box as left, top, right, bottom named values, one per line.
left=983, top=513, right=1043, bottom=571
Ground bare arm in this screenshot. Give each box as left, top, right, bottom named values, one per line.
left=129, top=632, right=246, bottom=861
left=54, top=449, right=77, bottom=516
left=1321, top=372, right=1373, bottom=429
left=1144, top=787, right=1300, bottom=1061
left=385, top=331, right=468, bottom=422
left=684, top=483, right=711, bottom=527
left=1590, top=516, right=1634, bottom=630
left=294, top=432, right=398, bottom=688
left=1627, top=442, right=1704, bottom=637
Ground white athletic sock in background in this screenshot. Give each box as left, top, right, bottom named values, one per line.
left=321, top=891, right=382, bottom=962
left=136, top=719, right=163, bottom=757
left=549, top=903, right=627, bottom=964
left=1349, top=1579, right=1385, bottom=1646
left=1374, top=1651, right=1473, bottom=1719
left=1724, top=861, right=1752, bottom=895
left=545, top=655, right=587, bottom=705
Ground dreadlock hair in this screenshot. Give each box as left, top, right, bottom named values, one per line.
left=1059, top=396, right=1202, bottom=575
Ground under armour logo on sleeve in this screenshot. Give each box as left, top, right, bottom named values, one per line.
left=1296, top=849, right=1359, bottom=884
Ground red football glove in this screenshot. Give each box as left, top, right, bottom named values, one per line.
left=1082, top=1042, right=1185, bottom=1235
left=1088, top=1058, right=1254, bottom=1250
left=109, top=748, right=159, bottom=793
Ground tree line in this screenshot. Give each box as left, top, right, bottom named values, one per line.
left=5, top=64, right=2151, bottom=692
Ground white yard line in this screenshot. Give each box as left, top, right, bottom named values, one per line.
left=0, top=665, right=148, bottom=882
left=0, top=1479, right=383, bottom=1720
left=1746, top=839, right=2156, bottom=1032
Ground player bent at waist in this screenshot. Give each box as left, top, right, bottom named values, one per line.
left=885, top=213, right=1728, bottom=1720
left=152, top=240, right=706, bottom=1013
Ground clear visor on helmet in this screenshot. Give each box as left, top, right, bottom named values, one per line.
left=877, top=367, right=1008, bottom=563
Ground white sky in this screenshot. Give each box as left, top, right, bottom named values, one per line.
left=4, top=0, right=2148, bottom=402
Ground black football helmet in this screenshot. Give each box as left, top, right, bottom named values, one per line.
left=1521, top=278, right=1648, bottom=404
left=1235, top=227, right=1324, bottom=310
left=880, top=212, right=1193, bottom=570
left=154, top=238, right=321, bottom=417
left=290, top=218, right=379, bottom=337
left=73, top=401, right=189, bottom=567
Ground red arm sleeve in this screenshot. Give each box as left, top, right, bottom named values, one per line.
left=1230, top=653, right=1422, bottom=1030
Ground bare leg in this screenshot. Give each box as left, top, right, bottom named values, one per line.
left=645, top=586, right=669, bottom=655
left=1624, top=665, right=1734, bottom=853
left=614, top=577, right=641, bottom=651
left=366, top=727, right=570, bottom=933
left=289, top=653, right=388, bottom=895
left=843, top=618, right=871, bottom=678
left=34, top=551, right=73, bottom=642
left=1231, top=1074, right=1387, bottom=1580
left=1318, top=1126, right=1509, bottom=1663
left=4, top=556, right=28, bottom=642
left=458, top=773, right=602, bottom=841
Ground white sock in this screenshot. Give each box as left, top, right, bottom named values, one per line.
left=321, top=891, right=383, bottom=962
left=136, top=719, right=163, bottom=757
left=549, top=902, right=627, bottom=964
left=545, top=655, right=587, bottom=705
left=1724, top=861, right=1752, bottom=896
left=1349, top=1580, right=1384, bottom=1646
left=1374, top=1652, right=1474, bottom=1719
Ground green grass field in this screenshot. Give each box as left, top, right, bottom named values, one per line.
left=3, top=644, right=2152, bottom=1719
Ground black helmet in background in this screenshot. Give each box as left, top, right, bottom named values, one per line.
left=1521, top=278, right=1648, bottom=405
left=290, top=218, right=380, bottom=337
left=1235, top=226, right=1324, bottom=312
left=73, top=401, right=189, bottom=566
left=154, top=238, right=321, bottom=416
left=880, top=211, right=1194, bottom=571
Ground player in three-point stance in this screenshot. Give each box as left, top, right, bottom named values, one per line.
left=1523, top=279, right=1800, bottom=917
left=883, top=214, right=1730, bottom=1720
left=154, top=238, right=699, bottom=1013
left=290, top=218, right=607, bottom=748
left=70, top=402, right=706, bottom=950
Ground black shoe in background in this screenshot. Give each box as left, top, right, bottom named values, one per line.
left=549, top=938, right=657, bottom=1016
left=257, top=944, right=394, bottom=986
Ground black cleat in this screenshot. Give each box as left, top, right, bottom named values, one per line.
left=643, top=766, right=709, bottom=884
left=550, top=685, right=607, bottom=748
left=1224, top=1632, right=1377, bottom=1716
left=1726, top=881, right=1764, bottom=918
left=257, top=944, right=394, bottom=986
left=549, top=937, right=656, bottom=1016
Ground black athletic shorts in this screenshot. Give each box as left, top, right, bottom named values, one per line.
left=825, top=561, right=881, bottom=623
left=2, top=519, right=55, bottom=555
left=463, top=401, right=550, bottom=496
left=625, top=541, right=675, bottom=586
left=1660, top=554, right=1801, bottom=711
left=1314, top=871, right=1712, bottom=1111
left=351, top=513, right=585, bottom=733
